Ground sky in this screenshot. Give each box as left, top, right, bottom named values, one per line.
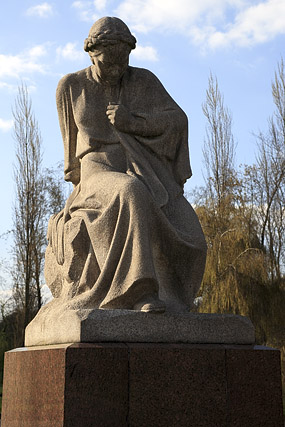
left=0, top=0, right=284, bottom=281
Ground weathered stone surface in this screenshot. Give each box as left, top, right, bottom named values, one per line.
left=128, top=343, right=228, bottom=427
left=1, top=343, right=128, bottom=427
left=2, top=344, right=283, bottom=427
left=25, top=302, right=255, bottom=346
left=64, top=343, right=129, bottom=426
left=1, top=345, right=67, bottom=426
left=40, top=15, right=207, bottom=322
left=226, top=346, right=284, bottom=426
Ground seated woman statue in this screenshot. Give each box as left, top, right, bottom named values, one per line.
left=45, top=16, right=207, bottom=314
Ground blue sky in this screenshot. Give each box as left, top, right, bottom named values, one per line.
left=0, top=0, right=284, bottom=268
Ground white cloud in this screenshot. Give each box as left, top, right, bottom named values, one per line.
left=0, top=54, right=45, bottom=78
left=0, top=118, right=14, bottom=132
left=72, top=1, right=100, bottom=22
left=28, top=45, right=48, bottom=58
left=131, top=45, right=158, bottom=62
left=72, top=0, right=87, bottom=7
left=116, top=0, right=244, bottom=33
left=26, top=2, right=54, bottom=18
left=93, top=0, right=107, bottom=11
left=0, top=45, right=48, bottom=79
left=56, top=43, right=85, bottom=61
left=116, top=0, right=285, bottom=49
left=207, top=0, right=285, bottom=49
left=70, top=0, right=285, bottom=49
left=72, top=0, right=87, bottom=10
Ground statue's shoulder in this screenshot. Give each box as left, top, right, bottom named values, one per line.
left=127, top=66, right=168, bottom=95
left=127, top=66, right=160, bottom=84
left=57, top=68, right=89, bottom=94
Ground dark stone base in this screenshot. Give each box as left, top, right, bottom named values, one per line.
left=1, top=343, right=284, bottom=426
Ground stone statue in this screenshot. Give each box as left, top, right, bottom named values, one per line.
left=44, top=16, right=207, bottom=314
left=25, top=18, right=255, bottom=346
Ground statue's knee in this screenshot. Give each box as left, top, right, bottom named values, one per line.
left=119, top=176, right=147, bottom=200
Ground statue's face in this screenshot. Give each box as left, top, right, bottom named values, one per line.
left=90, top=42, right=130, bottom=85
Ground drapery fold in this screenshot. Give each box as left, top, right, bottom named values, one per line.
left=45, top=65, right=206, bottom=311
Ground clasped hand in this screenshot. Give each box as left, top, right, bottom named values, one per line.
left=106, top=104, right=135, bottom=133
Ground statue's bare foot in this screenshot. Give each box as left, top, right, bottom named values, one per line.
left=133, top=294, right=166, bottom=313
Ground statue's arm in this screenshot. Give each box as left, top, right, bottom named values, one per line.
left=106, top=103, right=186, bottom=137
left=107, top=69, right=187, bottom=137
left=56, top=75, right=80, bottom=186
left=130, top=108, right=187, bottom=137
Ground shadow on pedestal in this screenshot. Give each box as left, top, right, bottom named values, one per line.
left=1, top=343, right=284, bottom=427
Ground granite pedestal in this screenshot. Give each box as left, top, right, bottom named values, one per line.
left=25, top=309, right=255, bottom=346
left=1, top=343, right=283, bottom=426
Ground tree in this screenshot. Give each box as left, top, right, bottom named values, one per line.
left=12, top=84, right=46, bottom=345
left=254, top=58, right=285, bottom=282
left=193, top=74, right=272, bottom=342
left=190, top=67, right=285, bottom=408
left=202, top=73, right=236, bottom=209
left=11, top=86, right=69, bottom=346
left=44, top=162, right=70, bottom=216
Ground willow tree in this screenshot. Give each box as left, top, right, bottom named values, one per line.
left=195, top=74, right=270, bottom=341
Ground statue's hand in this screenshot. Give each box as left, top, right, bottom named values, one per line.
left=106, top=104, right=135, bottom=132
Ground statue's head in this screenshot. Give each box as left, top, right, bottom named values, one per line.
left=84, top=17, right=136, bottom=85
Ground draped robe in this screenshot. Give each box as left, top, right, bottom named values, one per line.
left=45, top=65, right=207, bottom=311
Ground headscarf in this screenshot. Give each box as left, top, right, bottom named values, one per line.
left=84, top=17, right=136, bottom=52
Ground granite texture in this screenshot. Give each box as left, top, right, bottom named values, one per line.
left=64, top=343, right=128, bottom=426
left=25, top=308, right=255, bottom=346
left=38, top=16, right=207, bottom=328
left=1, top=345, right=67, bottom=426
left=226, top=346, right=284, bottom=427
left=1, top=344, right=283, bottom=426
left=1, top=343, right=128, bottom=427
left=128, top=343, right=228, bottom=426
